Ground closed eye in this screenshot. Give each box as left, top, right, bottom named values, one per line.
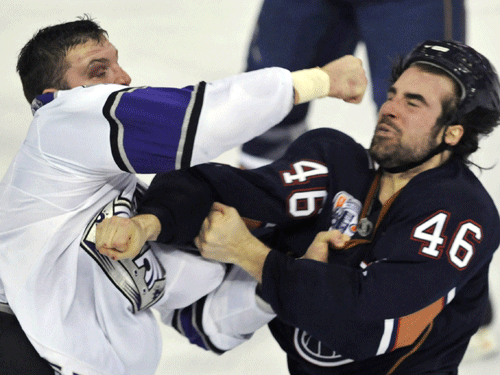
left=404, top=93, right=428, bottom=107
left=90, top=66, right=108, bottom=78
left=87, top=59, right=111, bottom=79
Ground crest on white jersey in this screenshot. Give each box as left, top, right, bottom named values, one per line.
left=81, top=193, right=166, bottom=313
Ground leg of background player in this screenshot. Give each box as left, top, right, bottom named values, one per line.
left=240, top=0, right=359, bottom=169
left=357, top=0, right=466, bottom=108
left=0, top=311, right=54, bottom=375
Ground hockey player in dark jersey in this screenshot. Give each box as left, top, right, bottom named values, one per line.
left=97, top=40, right=500, bottom=374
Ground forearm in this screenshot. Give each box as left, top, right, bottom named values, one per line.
left=138, top=168, right=216, bottom=243
left=131, top=214, right=161, bottom=241
left=191, top=57, right=366, bottom=165
left=194, top=202, right=272, bottom=283
left=139, top=162, right=297, bottom=244
left=260, top=249, right=467, bottom=360
left=231, top=236, right=272, bottom=284
left=291, top=67, right=330, bottom=104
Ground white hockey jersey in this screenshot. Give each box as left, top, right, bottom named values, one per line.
left=0, top=68, right=293, bottom=375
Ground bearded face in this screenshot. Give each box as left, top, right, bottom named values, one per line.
left=369, top=114, right=443, bottom=169
left=368, top=66, right=456, bottom=170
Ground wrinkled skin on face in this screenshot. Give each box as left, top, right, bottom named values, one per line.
left=369, top=66, right=456, bottom=169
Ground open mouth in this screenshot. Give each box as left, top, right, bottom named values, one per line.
left=375, top=118, right=399, bottom=137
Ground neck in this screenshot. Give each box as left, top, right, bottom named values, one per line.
left=378, top=150, right=451, bottom=204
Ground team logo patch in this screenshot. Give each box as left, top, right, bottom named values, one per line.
left=329, top=192, right=361, bottom=237
left=356, top=217, right=374, bottom=238
left=294, top=329, right=353, bottom=367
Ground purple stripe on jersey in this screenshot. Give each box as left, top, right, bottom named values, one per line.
left=103, top=85, right=202, bottom=174
left=172, top=298, right=225, bottom=355
left=178, top=305, right=209, bottom=350
left=31, top=92, right=56, bottom=115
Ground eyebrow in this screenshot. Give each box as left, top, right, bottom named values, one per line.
left=88, top=58, right=110, bottom=66
left=86, top=49, right=119, bottom=69
left=85, top=58, right=111, bottom=76
left=388, top=86, right=429, bottom=106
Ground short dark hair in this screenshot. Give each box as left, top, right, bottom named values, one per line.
left=389, top=58, right=499, bottom=165
left=16, top=15, right=108, bottom=104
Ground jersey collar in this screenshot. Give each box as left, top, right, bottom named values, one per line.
left=31, top=92, right=57, bottom=115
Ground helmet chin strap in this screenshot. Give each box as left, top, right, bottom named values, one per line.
left=382, top=123, right=453, bottom=174
left=383, top=141, right=451, bottom=173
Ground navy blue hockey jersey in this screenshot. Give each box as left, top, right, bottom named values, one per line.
left=139, top=128, right=500, bottom=374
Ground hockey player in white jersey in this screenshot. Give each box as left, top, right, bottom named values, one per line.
left=0, top=16, right=367, bottom=375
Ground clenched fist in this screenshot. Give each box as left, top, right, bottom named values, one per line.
left=321, top=55, right=368, bottom=104
left=96, top=214, right=161, bottom=260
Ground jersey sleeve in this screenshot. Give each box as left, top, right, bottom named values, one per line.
left=260, top=171, right=500, bottom=361
left=190, top=67, right=294, bottom=166
left=114, top=67, right=293, bottom=172
left=102, top=84, right=203, bottom=173
left=138, top=128, right=370, bottom=244
left=34, top=67, right=293, bottom=176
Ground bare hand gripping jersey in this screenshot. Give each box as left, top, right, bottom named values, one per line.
left=0, top=67, right=294, bottom=375
left=140, top=128, right=500, bottom=374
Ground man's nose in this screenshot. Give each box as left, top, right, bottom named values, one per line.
left=115, top=66, right=131, bottom=85
left=379, top=98, right=399, bottom=119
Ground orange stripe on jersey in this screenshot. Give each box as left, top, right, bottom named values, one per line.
left=341, top=172, right=402, bottom=251
left=242, top=217, right=263, bottom=230
left=386, top=322, right=433, bottom=375
left=392, top=297, right=445, bottom=350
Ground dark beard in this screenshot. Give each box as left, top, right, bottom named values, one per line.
left=368, top=135, right=417, bottom=168
left=369, top=117, right=442, bottom=169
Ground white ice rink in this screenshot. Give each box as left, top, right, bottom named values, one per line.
left=1, top=1, right=500, bottom=373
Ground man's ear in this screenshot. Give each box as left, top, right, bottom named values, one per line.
left=444, top=124, right=464, bottom=146
left=42, top=88, right=57, bottom=94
